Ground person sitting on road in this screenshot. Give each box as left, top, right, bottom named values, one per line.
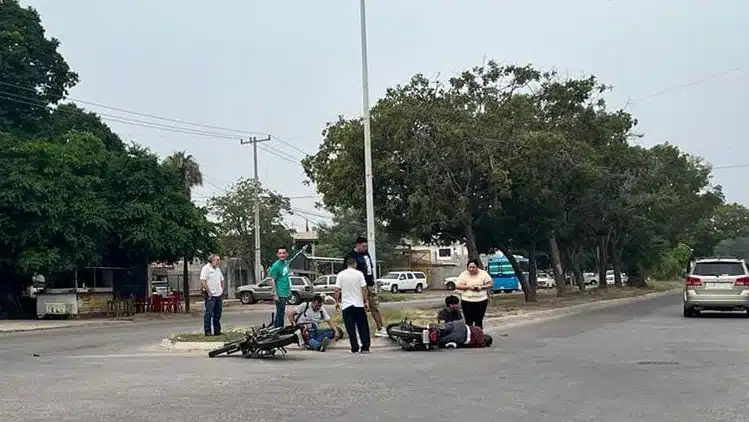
left=286, top=294, right=342, bottom=352
left=437, top=295, right=463, bottom=323
left=434, top=319, right=493, bottom=349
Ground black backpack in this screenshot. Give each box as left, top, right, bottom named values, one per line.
left=295, top=302, right=324, bottom=323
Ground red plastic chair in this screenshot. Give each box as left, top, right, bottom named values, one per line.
left=151, top=294, right=162, bottom=313
left=170, top=292, right=184, bottom=313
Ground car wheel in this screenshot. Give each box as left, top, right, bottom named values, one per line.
left=588, top=280, right=598, bottom=287
left=287, top=292, right=300, bottom=306
left=390, top=285, right=399, bottom=293
left=415, top=283, right=423, bottom=293
left=239, top=292, right=255, bottom=305
left=683, top=306, right=696, bottom=318
left=445, top=282, right=456, bottom=291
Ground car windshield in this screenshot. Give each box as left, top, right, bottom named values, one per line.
left=382, top=273, right=400, bottom=279
left=693, top=262, right=745, bottom=276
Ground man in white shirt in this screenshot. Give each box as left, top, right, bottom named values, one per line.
left=334, top=257, right=371, bottom=353
left=200, top=254, right=225, bottom=336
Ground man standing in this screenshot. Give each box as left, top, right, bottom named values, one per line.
left=343, top=237, right=387, bottom=337
left=200, top=254, right=224, bottom=336
left=334, top=256, right=371, bottom=353
left=269, top=246, right=291, bottom=328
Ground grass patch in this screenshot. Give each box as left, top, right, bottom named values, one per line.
left=378, top=292, right=411, bottom=303
left=329, top=306, right=439, bottom=327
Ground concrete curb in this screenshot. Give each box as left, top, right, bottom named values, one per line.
left=160, top=289, right=680, bottom=353
left=0, top=320, right=131, bottom=333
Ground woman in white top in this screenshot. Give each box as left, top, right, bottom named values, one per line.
left=455, top=258, right=492, bottom=328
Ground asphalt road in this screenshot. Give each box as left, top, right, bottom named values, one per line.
left=3, top=292, right=749, bottom=421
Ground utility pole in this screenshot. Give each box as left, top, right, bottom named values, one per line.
left=359, top=0, right=377, bottom=279
left=240, top=135, right=272, bottom=285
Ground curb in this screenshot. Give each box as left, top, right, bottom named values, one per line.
left=159, top=289, right=680, bottom=353
left=0, top=320, right=131, bottom=334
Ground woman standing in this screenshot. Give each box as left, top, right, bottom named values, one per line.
left=455, top=259, right=492, bottom=328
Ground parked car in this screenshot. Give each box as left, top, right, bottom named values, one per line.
left=683, top=257, right=749, bottom=317
left=444, top=276, right=457, bottom=290
left=377, top=271, right=428, bottom=293
left=585, top=270, right=628, bottom=287
left=234, top=276, right=315, bottom=305
left=537, top=272, right=554, bottom=288
left=312, top=274, right=337, bottom=296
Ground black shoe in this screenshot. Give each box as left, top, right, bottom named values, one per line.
left=214, top=332, right=223, bottom=336
left=204, top=332, right=212, bottom=336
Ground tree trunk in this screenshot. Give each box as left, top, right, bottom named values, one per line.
left=548, top=233, right=566, bottom=297
left=464, top=223, right=481, bottom=264
left=182, top=258, right=190, bottom=312
left=611, top=235, right=623, bottom=288
left=496, top=245, right=537, bottom=302
left=570, top=244, right=585, bottom=293
left=528, top=240, right=538, bottom=294
left=597, top=232, right=610, bottom=290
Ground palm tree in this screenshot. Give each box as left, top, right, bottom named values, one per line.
left=164, top=151, right=203, bottom=312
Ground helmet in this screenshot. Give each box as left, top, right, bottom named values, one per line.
left=483, top=334, right=493, bottom=347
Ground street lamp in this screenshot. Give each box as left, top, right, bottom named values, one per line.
left=359, top=0, right=377, bottom=278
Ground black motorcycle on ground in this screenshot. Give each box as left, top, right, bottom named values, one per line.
left=207, top=324, right=298, bottom=358
left=385, top=320, right=437, bottom=351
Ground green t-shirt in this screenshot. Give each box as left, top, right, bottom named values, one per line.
left=269, top=259, right=291, bottom=298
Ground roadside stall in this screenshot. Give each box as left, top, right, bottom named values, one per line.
left=35, top=265, right=148, bottom=318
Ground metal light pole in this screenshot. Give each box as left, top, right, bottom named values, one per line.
left=359, top=0, right=377, bottom=278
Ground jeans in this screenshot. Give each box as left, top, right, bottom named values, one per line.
left=307, top=328, right=336, bottom=350
left=342, top=306, right=370, bottom=352
left=204, top=296, right=223, bottom=335
left=273, top=297, right=288, bottom=328
left=461, top=299, right=488, bottom=328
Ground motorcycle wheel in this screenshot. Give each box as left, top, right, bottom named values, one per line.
left=208, top=344, right=235, bottom=358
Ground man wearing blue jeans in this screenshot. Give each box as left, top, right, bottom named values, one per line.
left=269, top=246, right=291, bottom=328
left=286, top=295, right=341, bottom=352
left=200, top=254, right=225, bottom=336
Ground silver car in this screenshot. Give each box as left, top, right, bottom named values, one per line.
left=312, top=274, right=337, bottom=296
left=683, top=257, right=749, bottom=317
left=234, top=276, right=315, bottom=305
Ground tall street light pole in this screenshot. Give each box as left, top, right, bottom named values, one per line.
left=359, top=0, right=377, bottom=278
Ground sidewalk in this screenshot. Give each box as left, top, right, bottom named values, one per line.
left=0, top=319, right=130, bottom=333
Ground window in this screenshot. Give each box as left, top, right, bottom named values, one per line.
left=693, top=262, right=746, bottom=276
left=291, top=277, right=307, bottom=286
left=488, top=262, right=514, bottom=276
left=398, top=274, right=406, bottom=280
left=437, top=248, right=452, bottom=258
left=382, top=273, right=400, bottom=279
left=406, top=273, right=414, bottom=279
left=258, top=278, right=272, bottom=287
left=313, top=277, right=328, bottom=286
left=414, top=273, right=426, bottom=279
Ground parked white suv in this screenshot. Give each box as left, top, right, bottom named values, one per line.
left=683, top=257, right=749, bottom=317
left=377, top=271, right=428, bottom=293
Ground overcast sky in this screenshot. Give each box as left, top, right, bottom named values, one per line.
left=22, top=0, right=749, bottom=230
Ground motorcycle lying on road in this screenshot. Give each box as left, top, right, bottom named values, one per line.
left=207, top=324, right=298, bottom=358
left=386, top=319, right=494, bottom=351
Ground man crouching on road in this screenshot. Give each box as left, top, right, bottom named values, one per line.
left=200, top=254, right=224, bottom=336
left=287, top=294, right=342, bottom=352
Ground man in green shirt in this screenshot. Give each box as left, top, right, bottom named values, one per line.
left=269, top=246, right=291, bottom=328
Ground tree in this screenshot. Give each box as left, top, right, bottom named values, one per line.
left=0, top=0, right=78, bottom=134
left=315, top=208, right=400, bottom=268
left=164, top=151, right=204, bottom=310
left=208, top=179, right=294, bottom=283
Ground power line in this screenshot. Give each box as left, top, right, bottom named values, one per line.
left=0, top=79, right=312, bottom=156
left=0, top=90, right=303, bottom=165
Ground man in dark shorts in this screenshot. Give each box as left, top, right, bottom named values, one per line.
left=343, top=237, right=386, bottom=337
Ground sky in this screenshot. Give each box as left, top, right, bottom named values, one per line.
left=20, top=0, right=749, bottom=231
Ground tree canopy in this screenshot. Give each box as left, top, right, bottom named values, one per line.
left=0, top=0, right=216, bottom=316
left=303, top=60, right=732, bottom=300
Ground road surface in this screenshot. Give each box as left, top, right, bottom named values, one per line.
left=2, top=293, right=748, bottom=421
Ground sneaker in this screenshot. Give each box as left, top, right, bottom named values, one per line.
left=319, top=337, right=331, bottom=352
left=360, top=350, right=370, bottom=355
left=295, top=330, right=304, bottom=348
left=445, top=342, right=457, bottom=349
left=374, top=328, right=388, bottom=338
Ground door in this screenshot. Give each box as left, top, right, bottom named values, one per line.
left=256, top=278, right=273, bottom=300
left=405, top=272, right=416, bottom=290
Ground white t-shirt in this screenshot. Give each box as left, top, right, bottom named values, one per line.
left=200, top=263, right=224, bottom=297
left=294, top=302, right=331, bottom=325
left=335, top=268, right=366, bottom=310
